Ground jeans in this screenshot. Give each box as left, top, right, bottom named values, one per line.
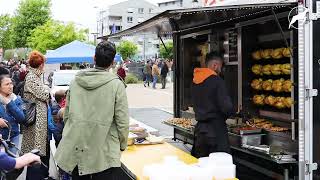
left=9, top=135, right=20, bottom=155
left=144, top=74, right=151, bottom=86
left=152, top=76, right=158, bottom=89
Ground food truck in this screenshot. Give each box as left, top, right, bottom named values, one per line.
left=104, top=0, right=320, bottom=179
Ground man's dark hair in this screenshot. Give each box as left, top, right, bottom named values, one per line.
left=205, top=52, right=224, bottom=66
left=95, top=41, right=116, bottom=68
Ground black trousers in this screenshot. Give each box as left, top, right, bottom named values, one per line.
left=26, top=141, right=50, bottom=180
left=191, top=120, right=230, bottom=158
left=161, top=75, right=167, bottom=89
left=72, top=166, right=122, bottom=180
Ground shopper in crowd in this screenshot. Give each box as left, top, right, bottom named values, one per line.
left=0, top=62, right=10, bottom=76
left=11, top=65, right=20, bottom=87
left=79, top=64, right=85, bottom=69
left=19, top=64, right=28, bottom=82
left=160, top=60, right=169, bottom=89
left=117, top=63, right=126, bottom=81
left=21, top=51, right=50, bottom=180
left=50, top=90, right=67, bottom=146
left=191, top=52, right=235, bottom=158
left=55, top=41, right=129, bottom=179
left=143, top=61, right=152, bottom=87
left=152, top=61, right=160, bottom=89
left=0, top=152, right=41, bottom=171
left=0, top=75, right=25, bottom=154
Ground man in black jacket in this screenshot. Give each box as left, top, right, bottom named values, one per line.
left=191, top=52, right=235, bottom=158
left=160, top=60, right=169, bottom=89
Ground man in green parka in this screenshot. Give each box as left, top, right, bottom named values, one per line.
left=54, top=41, right=129, bottom=179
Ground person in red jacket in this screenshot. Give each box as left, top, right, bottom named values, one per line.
left=117, top=63, right=126, bottom=81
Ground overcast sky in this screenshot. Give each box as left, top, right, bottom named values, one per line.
left=0, top=0, right=167, bottom=34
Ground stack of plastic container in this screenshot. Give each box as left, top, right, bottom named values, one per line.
left=142, top=153, right=236, bottom=180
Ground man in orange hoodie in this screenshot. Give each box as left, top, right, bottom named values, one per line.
left=191, top=52, right=235, bottom=158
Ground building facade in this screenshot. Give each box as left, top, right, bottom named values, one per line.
left=158, top=0, right=203, bottom=11
left=97, top=0, right=159, bottom=37
left=97, top=0, right=160, bottom=60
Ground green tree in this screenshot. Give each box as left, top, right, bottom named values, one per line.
left=0, top=15, right=14, bottom=50
left=159, top=41, right=173, bottom=59
left=27, top=20, right=88, bottom=53
left=4, top=49, right=14, bottom=60
left=116, top=40, right=138, bottom=60
left=12, top=0, right=51, bottom=48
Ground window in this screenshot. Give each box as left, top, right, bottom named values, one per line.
left=138, top=8, right=144, bottom=14
left=127, top=17, right=133, bottom=23
left=149, top=8, right=153, bottom=13
left=138, top=18, right=144, bottom=23
left=127, top=8, right=134, bottom=13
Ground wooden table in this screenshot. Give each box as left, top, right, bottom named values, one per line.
left=121, top=142, right=198, bottom=180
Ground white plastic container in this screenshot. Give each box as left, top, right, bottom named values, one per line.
left=209, top=152, right=233, bottom=165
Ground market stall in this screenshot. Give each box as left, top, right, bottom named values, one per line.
left=104, top=1, right=320, bottom=179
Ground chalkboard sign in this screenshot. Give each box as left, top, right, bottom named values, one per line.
left=228, top=28, right=238, bottom=63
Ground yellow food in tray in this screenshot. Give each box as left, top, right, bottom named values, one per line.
left=251, top=79, right=263, bottom=90
left=262, top=79, right=273, bottom=91
left=252, top=50, right=262, bottom=60
left=262, top=65, right=272, bottom=75
left=249, top=118, right=289, bottom=132
left=252, top=64, right=262, bottom=75
left=261, top=49, right=273, bottom=59
left=271, top=48, right=284, bottom=59
left=271, top=64, right=282, bottom=75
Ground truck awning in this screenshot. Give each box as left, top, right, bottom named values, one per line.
left=100, top=2, right=297, bottom=39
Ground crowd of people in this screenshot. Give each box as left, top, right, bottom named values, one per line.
left=0, top=41, right=130, bottom=180
left=143, top=59, right=172, bottom=89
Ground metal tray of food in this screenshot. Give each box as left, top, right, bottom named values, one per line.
left=163, top=121, right=194, bottom=132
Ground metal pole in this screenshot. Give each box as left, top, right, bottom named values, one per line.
left=158, top=34, right=169, bottom=53
left=143, top=34, right=146, bottom=61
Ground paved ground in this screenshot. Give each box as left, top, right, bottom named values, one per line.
left=126, top=83, right=173, bottom=111
left=126, top=83, right=191, bottom=152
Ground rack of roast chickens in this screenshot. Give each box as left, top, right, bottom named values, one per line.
left=227, top=47, right=297, bottom=163
left=250, top=47, right=294, bottom=110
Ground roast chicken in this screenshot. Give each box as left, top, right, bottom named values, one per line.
left=282, top=48, right=292, bottom=58
left=262, top=65, right=272, bottom=75
left=272, top=79, right=284, bottom=92
left=283, top=97, right=293, bottom=108
left=252, top=64, right=262, bottom=75
left=271, top=48, right=284, bottom=59
left=271, top=64, right=282, bottom=75
left=274, top=97, right=286, bottom=109
left=264, top=95, right=276, bottom=106
left=251, top=79, right=263, bottom=90
left=282, top=80, right=293, bottom=92
left=253, top=95, right=265, bottom=105
left=261, top=49, right=273, bottom=59
left=262, top=79, right=273, bottom=91
left=280, top=64, right=291, bottom=75
left=252, top=50, right=262, bottom=60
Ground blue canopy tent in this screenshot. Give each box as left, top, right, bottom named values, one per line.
left=45, top=40, right=95, bottom=64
